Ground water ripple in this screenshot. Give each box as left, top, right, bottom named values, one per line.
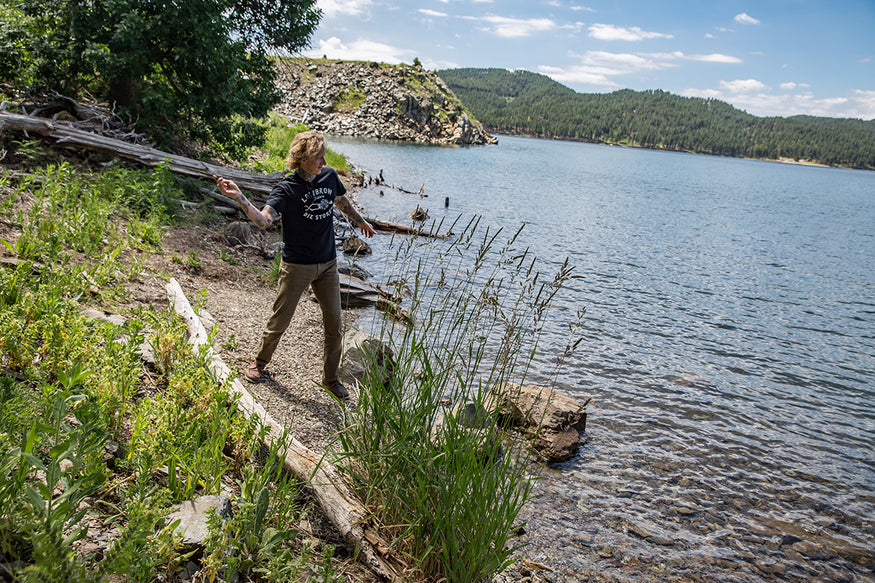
left=334, top=135, right=875, bottom=581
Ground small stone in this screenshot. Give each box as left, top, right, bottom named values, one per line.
left=625, top=518, right=675, bottom=546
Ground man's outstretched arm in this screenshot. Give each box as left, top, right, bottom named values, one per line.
left=213, top=176, right=278, bottom=230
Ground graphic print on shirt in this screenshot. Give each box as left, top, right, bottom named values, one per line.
left=302, top=187, right=333, bottom=221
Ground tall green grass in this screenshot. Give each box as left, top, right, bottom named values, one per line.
left=336, top=217, right=583, bottom=581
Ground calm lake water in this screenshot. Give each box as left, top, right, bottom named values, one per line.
left=329, top=135, right=875, bottom=582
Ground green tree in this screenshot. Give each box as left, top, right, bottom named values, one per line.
left=0, top=0, right=321, bottom=151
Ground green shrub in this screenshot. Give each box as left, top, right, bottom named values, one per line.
left=248, top=113, right=353, bottom=175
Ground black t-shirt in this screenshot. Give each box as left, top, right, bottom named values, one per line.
left=265, top=168, right=346, bottom=264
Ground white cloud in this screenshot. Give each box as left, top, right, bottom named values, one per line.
left=780, top=81, right=811, bottom=90
left=687, top=53, right=743, bottom=64
left=582, top=50, right=673, bottom=70
left=419, top=9, right=448, bottom=17
left=538, top=64, right=620, bottom=87
left=539, top=50, right=677, bottom=88
left=549, top=2, right=596, bottom=11
left=720, top=79, right=769, bottom=93
left=317, top=0, right=373, bottom=18
left=588, top=23, right=673, bottom=41
left=637, top=51, right=742, bottom=65
left=734, top=13, right=760, bottom=25
left=850, top=90, right=875, bottom=119
left=303, top=36, right=415, bottom=64
left=682, top=84, right=875, bottom=119
left=472, top=16, right=558, bottom=38
left=539, top=49, right=741, bottom=89
left=422, top=56, right=460, bottom=70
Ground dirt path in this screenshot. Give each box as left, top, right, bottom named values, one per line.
left=144, top=219, right=363, bottom=452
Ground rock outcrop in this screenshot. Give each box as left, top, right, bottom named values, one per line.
left=273, top=59, right=497, bottom=146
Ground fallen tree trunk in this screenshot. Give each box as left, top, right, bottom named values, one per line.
left=165, top=278, right=404, bottom=581
left=363, top=216, right=448, bottom=239
left=0, top=111, right=279, bottom=198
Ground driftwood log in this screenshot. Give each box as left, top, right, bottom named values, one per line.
left=165, top=278, right=404, bottom=581
left=0, top=111, right=280, bottom=198
left=363, top=216, right=448, bottom=239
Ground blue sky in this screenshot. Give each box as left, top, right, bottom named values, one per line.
left=301, top=0, right=875, bottom=120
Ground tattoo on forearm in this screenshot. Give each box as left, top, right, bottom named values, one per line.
left=238, top=195, right=274, bottom=230
left=335, top=196, right=362, bottom=224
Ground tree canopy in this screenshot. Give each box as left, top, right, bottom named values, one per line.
left=438, top=68, right=875, bottom=170
left=0, top=0, right=321, bottom=152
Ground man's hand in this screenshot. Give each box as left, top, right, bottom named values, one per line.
left=212, top=175, right=276, bottom=230
left=357, top=220, right=377, bottom=238
left=213, top=175, right=243, bottom=201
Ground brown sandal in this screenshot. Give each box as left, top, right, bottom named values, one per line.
left=244, top=361, right=264, bottom=383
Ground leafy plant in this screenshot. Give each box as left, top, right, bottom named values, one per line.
left=10, top=139, right=57, bottom=167
left=219, top=249, right=238, bottom=265
left=0, top=370, right=109, bottom=582
left=184, top=251, right=202, bottom=272
left=199, top=430, right=326, bottom=582
left=222, top=333, right=240, bottom=351
left=247, top=113, right=352, bottom=175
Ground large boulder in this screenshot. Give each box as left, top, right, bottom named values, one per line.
left=487, top=382, right=589, bottom=462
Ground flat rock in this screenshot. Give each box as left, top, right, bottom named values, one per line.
left=165, top=495, right=232, bottom=548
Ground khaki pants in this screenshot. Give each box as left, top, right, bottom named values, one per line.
left=254, top=259, right=342, bottom=385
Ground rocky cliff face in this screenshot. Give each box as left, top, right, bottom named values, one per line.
left=273, top=59, right=497, bottom=146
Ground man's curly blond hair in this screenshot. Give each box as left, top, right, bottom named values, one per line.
left=286, top=130, right=325, bottom=172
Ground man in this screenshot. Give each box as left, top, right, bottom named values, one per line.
left=214, top=130, right=375, bottom=399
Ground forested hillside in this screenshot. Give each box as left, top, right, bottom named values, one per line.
left=438, top=68, right=875, bottom=169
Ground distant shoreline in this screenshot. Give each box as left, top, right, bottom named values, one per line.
left=490, top=130, right=858, bottom=170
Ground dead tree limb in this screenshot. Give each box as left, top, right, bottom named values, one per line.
left=0, top=111, right=279, bottom=198
left=364, top=216, right=448, bottom=239
left=165, top=278, right=405, bottom=581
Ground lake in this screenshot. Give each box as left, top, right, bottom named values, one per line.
left=328, top=134, right=875, bottom=582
